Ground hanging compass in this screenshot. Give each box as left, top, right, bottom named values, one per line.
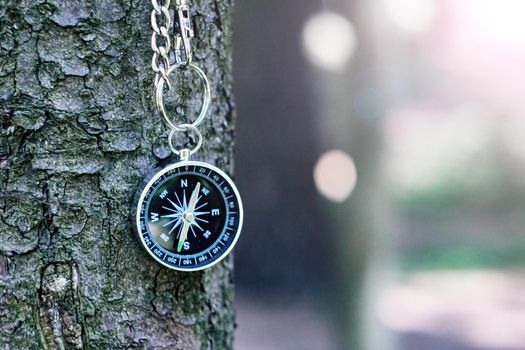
left=136, top=0, right=243, bottom=271
left=134, top=161, right=243, bottom=271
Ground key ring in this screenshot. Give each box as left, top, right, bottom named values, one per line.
left=155, top=62, right=211, bottom=131
left=168, top=123, right=203, bottom=159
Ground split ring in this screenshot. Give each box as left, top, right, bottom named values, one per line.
left=168, top=123, right=203, bottom=156
left=156, top=62, right=211, bottom=131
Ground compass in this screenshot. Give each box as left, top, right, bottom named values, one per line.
left=134, top=161, right=243, bottom=271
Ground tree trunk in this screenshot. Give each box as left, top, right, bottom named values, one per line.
left=0, top=0, right=237, bottom=349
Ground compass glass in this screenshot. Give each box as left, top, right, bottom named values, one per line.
left=135, top=161, right=243, bottom=271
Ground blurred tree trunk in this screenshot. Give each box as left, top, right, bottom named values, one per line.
left=0, top=0, right=237, bottom=349
left=314, top=2, right=393, bottom=349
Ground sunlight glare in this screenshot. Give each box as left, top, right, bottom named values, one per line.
left=458, top=0, right=525, bottom=49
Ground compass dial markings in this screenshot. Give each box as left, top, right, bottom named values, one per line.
left=182, top=189, right=187, bottom=211
left=166, top=197, right=183, bottom=213
left=189, top=225, right=198, bottom=238
left=174, top=192, right=185, bottom=211
left=162, top=215, right=183, bottom=227
left=192, top=220, right=204, bottom=232
left=161, top=206, right=178, bottom=214
left=194, top=202, right=208, bottom=211
left=195, top=217, right=209, bottom=224
left=167, top=218, right=183, bottom=236
left=137, top=162, right=243, bottom=271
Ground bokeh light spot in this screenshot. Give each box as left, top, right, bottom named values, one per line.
left=313, top=149, right=357, bottom=203
left=302, top=12, right=357, bottom=72
left=384, top=0, right=436, bottom=34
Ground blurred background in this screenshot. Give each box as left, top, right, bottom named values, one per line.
left=231, top=0, right=525, bottom=349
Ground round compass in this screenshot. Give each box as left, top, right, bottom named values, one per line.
left=134, top=161, right=243, bottom=271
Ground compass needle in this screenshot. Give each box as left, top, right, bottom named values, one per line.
left=176, top=182, right=201, bottom=252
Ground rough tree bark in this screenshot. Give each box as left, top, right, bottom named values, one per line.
left=0, top=0, right=237, bottom=349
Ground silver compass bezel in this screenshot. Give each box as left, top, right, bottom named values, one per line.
left=134, top=160, right=244, bottom=271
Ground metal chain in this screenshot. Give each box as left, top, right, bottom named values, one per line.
left=151, top=0, right=173, bottom=89
left=151, top=0, right=210, bottom=159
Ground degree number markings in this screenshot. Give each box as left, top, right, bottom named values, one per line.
left=135, top=161, right=243, bottom=271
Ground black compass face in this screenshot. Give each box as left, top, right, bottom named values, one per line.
left=135, top=161, right=243, bottom=271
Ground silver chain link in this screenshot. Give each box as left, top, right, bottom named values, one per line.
left=150, top=0, right=211, bottom=159
left=151, top=0, right=173, bottom=89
